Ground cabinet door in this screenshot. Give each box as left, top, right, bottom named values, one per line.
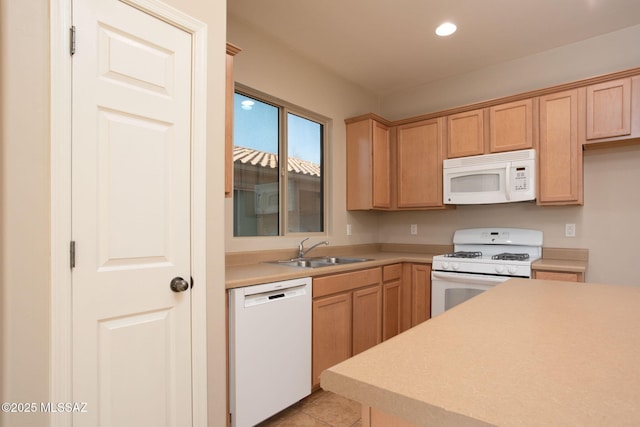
left=410, top=264, right=432, bottom=326
left=534, top=270, right=582, bottom=282
left=312, top=292, right=352, bottom=387
left=447, top=109, right=485, bottom=158
left=372, top=121, right=392, bottom=208
left=538, top=89, right=584, bottom=205
left=225, top=43, right=241, bottom=197
left=382, top=264, right=402, bottom=341
left=346, top=118, right=391, bottom=210
left=586, top=78, right=631, bottom=140
left=489, top=99, right=534, bottom=153
left=396, top=118, right=444, bottom=208
left=353, top=285, right=382, bottom=355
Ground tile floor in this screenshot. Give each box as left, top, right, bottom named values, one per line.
left=257, top=389, right=362, bottom=427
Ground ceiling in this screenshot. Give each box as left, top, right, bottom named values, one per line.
left=228, top=0, right=640, bottom=96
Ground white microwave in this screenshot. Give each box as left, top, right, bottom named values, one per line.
left=443, top=149, right=536, bottom=205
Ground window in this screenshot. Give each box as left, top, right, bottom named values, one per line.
left=233, top=87, right=327, bottom=237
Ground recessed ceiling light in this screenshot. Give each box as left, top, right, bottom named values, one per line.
left=435, top=22, right=457, bottom=37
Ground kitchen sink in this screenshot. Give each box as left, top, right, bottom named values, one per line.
left=269, top=256, right=373, bottom=268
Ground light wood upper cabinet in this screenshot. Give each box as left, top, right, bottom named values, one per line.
left=447, top=108, right=485, bottom=158
left=586, top=77, right=631, bottom=140
left=396, top=118, right=445, bottom=208
left=447, top=99, right=534, bottom=159
left=225, top=43, right=241, bottom=198
left=371, top=121, right=392, bottom=208
left=346, top=117, right=392, bottom=210
left=489, top=98, right=535, bottom=153
left=538, top=89, right=584, bottom=205
left=584, top=76, right=640, bottom=149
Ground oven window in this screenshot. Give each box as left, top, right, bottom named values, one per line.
left=444, top=288, right=485, bottom=311
left=451, top=173, right=500, bottom=193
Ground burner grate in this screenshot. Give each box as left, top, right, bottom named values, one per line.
left=491, top=253, right=530, bottom=261
left=445, top=251, right=483, bottom=259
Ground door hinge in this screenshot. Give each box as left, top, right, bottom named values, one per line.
left=70, top=241, right=76, bottom=269
left=70, top=26, right=76, bottom=55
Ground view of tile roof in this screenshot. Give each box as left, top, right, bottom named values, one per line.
left=233, top=146, right=321, bottom=177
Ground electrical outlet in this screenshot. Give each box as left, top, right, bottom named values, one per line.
left=410, top=224, right=418, bottom=235
left=346, top=224, right=352, bottom=236
left=565, top=223, right=576, bottom=237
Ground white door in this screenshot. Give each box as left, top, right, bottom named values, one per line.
left=71, top=0, right=193, bottom=425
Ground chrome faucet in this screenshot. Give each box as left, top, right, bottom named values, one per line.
left=297, top=237, right=329, bottom=259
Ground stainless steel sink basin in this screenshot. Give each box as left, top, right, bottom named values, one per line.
left=268, top=256, right=373, bottom=268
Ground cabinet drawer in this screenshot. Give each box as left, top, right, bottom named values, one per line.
left=383, top=264, right=402, bottom=282
left=313, top=267, right=382, bottom=298
left=534, top=270, right=582, bottom=282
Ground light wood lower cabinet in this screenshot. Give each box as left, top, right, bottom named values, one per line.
left=312, top=292, right=352, bottom=388
left=312, top=263, right=433, bottom=388
left=410, top=264, right=432, bottom=327
left=533, top=270, right=583, bottom=282
left=312, top=268, right=382, bottom=387
left=352, top=285, right=382, bottom=356
left=382, top=264, right=403, bottom=341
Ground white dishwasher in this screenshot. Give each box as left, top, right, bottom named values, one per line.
left=228, top=277, right=312, bottom=427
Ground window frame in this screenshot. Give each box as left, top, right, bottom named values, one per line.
left=233, top=83, right=330, bottom=237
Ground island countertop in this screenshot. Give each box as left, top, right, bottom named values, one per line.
left=320, top=278, right=640, bottom=426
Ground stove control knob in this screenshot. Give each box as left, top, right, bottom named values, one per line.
left=442, top=261, right=450, bottom=270
left=508, top=266, right=518, bottom=275
left=495, top=265, right=505, bottom=274
left=452, top=262, right=460, bottom=271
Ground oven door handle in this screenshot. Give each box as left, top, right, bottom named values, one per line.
left=432, top=271, right=511, bottom=285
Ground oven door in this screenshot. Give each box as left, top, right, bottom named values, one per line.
left=431, top=271, right=511, bottom=317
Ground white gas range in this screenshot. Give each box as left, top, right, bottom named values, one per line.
left=431, top=228, right=543, bottom=317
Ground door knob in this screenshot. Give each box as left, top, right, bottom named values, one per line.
left=170, top=277, right=189, bottom=293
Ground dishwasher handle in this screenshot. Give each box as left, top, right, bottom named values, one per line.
left=244, top=284, right=308, bottom=308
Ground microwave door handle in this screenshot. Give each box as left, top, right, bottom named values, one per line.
left=505, top=163, right=511, bottom=201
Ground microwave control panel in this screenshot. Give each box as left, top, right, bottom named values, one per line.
left=513, top=166, right=530, bottom=192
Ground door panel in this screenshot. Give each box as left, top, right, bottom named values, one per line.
left=72, top=0, right=193, bottom=425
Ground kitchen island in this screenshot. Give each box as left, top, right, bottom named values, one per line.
left=320, top=278, right=640, bottom=426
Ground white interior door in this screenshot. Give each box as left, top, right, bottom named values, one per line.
left=71, top=0, right=193, bottom=425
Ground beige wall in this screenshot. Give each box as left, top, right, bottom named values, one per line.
left=226, top=19, right=640, bottom=286
left=226, top=16, right=382, bottom=253
left=377, top=24, right=640, bottom=286
left=0, top=1, right=227, bottom=426
left=0, top=1, right=51, bottom=426
left=382, top=24, right=640, bottom=120
left=377, top=145, right=640, bottom=285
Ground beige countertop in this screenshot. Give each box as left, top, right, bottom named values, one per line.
left=225, top=245, right=588, bottom=289
left=225, top=251, right=441, bottom=289
left=321, top=278, right=640, bottom=426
